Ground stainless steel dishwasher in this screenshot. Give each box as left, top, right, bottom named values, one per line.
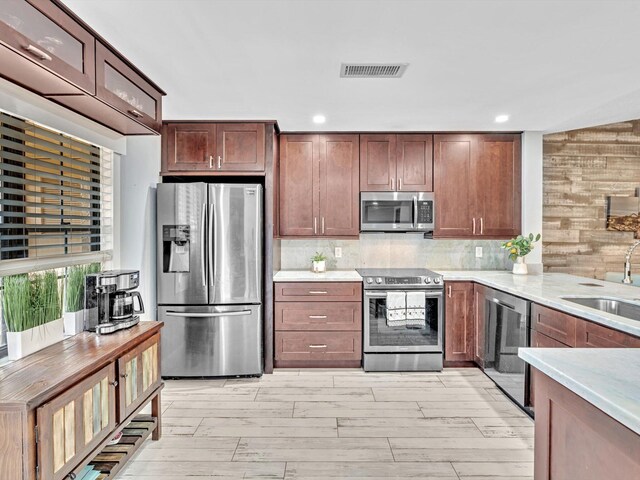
left=483, top=287, right=531, bottom=412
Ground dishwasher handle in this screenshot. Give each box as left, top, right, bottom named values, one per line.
left=165, top=310, right=252, bottom=318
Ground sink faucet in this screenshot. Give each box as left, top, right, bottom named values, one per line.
left=623, top=240, right=640, bottom=284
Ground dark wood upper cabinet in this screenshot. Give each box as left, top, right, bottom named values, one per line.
left=360, top=134, right=396, bottom=191
left=0, top=0, right=96, bottom=95
left=95, top=41, right=162, bottom=132
left=320, top=134, right=360, bottom=236
left=279, top=134, right=319, bottom=236
left=279, top=134, right=359, bottom=237
left=360, top=134, right=433, bottom=192
left=161, top=122, right=267, bottom=174
left=474, top=134, right=521, bottom=237
left=396, top=134, right=433, bottom=191
left=216, top=123, right=266, bottom=172
left=434, top=133, right=521, bottom=238
left=444, top=282, right=475, bottom=364
left=434, top=134, right=475, bottom=237
left=163, top=123, right=217, bottom=172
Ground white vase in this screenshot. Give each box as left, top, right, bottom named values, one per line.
left=512, top=257, right=528, bottom=275
left=7, top=318, right=64, bottom=361
left=63, top=310, right=85, bottom=335
left=312, top=260, right=326, bottom=273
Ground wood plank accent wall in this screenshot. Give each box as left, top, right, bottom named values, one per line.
left=543, top=120, right=640, bottom=279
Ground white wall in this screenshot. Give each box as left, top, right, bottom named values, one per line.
left=118, top=137, right=161, bottom=320
left=521, top=131, right=544, bottom=271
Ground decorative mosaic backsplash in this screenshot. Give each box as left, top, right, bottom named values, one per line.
left=279, top=235, right=512, bottom=271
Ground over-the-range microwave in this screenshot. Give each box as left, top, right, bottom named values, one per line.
left=360, top=192, right=435, bottom=233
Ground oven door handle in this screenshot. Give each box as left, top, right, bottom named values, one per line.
left=364, top=291, right=443, bottom=298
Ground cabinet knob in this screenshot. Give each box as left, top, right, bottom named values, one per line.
left=121, top=373, right=129, bottom=379
left=110, top=380, right=119, bottom=387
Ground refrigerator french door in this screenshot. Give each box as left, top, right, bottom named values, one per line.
left=157, top=183, right=263, bottom=377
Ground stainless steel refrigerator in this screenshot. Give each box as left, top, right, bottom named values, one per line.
left=156, top=183, right=263, bottom=377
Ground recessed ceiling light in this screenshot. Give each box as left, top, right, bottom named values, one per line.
left=495, top=114, right=510, bottom=123
left=313, top=114, right=326, bottom=124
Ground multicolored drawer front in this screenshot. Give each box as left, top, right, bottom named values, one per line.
left=37, top=363, right=116, bottom=480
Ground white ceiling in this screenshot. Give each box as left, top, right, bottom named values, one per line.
left=64, top=0, right=640, bottom=133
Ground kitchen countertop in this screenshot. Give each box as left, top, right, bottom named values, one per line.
left=273, top=270, right=362, bottom=282
left=519, top=348, right=640, bottom=435
left=273, top=269, right=640, bottom=338
left=437, top=270, right=640, bottom=338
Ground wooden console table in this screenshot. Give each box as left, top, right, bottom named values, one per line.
left=0, top=322, right=163, bottom=480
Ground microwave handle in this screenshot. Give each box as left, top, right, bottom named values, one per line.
left=413, top=196, right=418, bottom=229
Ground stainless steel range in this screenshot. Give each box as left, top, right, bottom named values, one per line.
left=358, top=268, right=444, bottom=372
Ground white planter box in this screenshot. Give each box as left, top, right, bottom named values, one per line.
left=312, top=260, right=326, bottom=273
left=63, top=310, right=85, bottom=335
left=7, top=318, right=64, bottom=361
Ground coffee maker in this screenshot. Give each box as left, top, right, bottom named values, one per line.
left=84, top=270, right=145, bottom=334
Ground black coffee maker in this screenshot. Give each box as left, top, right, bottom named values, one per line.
left=84, top=270, right=144, bottom=334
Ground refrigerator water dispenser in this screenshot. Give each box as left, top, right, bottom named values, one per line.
left=163, top=225, right=190, bottom=272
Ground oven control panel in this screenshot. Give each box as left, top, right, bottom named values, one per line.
left=364, top=276, right=442, bottom=287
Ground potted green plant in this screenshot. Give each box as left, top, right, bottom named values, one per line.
left=501, top=233, right=541, bottom=275
left=63, top=263, right=98, bottom=335
left=3, top=270, right=64, bottom=360
left=311, top=252, right=327, bottom=273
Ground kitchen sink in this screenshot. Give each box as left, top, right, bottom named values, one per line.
left=561, top=296, right=640, bottom=321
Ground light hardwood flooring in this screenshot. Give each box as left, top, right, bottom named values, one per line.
left=117, top=368, right=534, bottom=479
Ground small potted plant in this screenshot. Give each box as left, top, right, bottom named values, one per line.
left=311, top=252, right=327, bottom=273
left=501, top=233, right=541, bottom=275
left=3, top=270, right=64, bottom=360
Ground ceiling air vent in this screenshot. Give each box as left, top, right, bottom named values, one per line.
left=340, top=63, right=409, bottom=78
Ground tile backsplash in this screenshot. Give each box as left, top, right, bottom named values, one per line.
left=279, top=235, right=512, bottom=271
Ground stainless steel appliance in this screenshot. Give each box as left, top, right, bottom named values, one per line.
left=483, top=287, right=531, bottom=412
left=360, top=192, right=434, bottom=233
left=84, top=270, right=144, bottom=334
left=359, top=268, right=444, bottom=371
left=156, top=183, right=263, bottom=377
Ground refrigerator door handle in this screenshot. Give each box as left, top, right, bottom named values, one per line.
left=165, top=310, right=252, bottom=318
left=201, top=203, right=207, bottom=287
left=208, top=202, right=215, bottom=297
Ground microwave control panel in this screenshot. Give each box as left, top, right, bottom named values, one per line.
left=416, top=201, right=433, bottom=223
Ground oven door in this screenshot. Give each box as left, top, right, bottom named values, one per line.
left=363, top=289, right=443, bottom=353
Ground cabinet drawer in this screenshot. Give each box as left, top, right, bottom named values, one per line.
left=275, top=301, right=361, bottom=331
left=532, top=329, right=570, bottom=348
left=531, top=303, right=577, bottom=347
left=275, top=331, right=362, bottom=362
left=117, top=333, right=161, bottom=423
left=575, top=318, right=640, bottom=348
left=275, top=282, right=362, bottom=302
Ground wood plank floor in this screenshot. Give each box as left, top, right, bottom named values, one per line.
left=116, top=368, right=534, bottom=479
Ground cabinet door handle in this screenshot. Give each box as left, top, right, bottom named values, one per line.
left=309, top=344, right=327, bottom=348
left=314, top=217, right=317, bottom=235
left=23, top=44, right=52, bottom=61
left=391, top=177, right=394, bottom=190
left=128, top=109, right=143, bottom=118
left=218, top=156, right=222, bottom=169
left=480, top=217, right=484, bottom=235
left=309, top=315, right=328, bottom=319
left=209, top=155, right=214, bottom=168
left=448, top=285, right=452, bottom=298
left=308, top=291, right=328, bottom=294
left=398, top=178, right=402, bottom=190
left=321, top=217, right=325, bottom=234
left=110, top=380, right=119, bottom=387
left=472, top=218, right=476, bottom=235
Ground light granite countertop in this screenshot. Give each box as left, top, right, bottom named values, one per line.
left=273, top=269, right=640, bottom=337
left=273, top=270, right=362, bottom=282
left=436, top=271, right=640, bottom=338
left=519, top=348, right=640, bottom=435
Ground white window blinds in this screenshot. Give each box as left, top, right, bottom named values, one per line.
left=0, top=111, right=112, bottom=274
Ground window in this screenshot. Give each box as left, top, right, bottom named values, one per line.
left=0, top=111, right=112, bottom=270
left=0, top=111, right=113, bottom=354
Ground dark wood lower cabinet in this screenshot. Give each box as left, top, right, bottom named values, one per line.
left=444, top=282, right=475, bottom=366
left=274, top=282, right=362, bottom=368
left=0, top=323, right=163, bottom=480
left=532, top=369, right=640, bottom=479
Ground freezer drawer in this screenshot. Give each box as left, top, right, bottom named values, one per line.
left=159, top=304, right=262, bottom=377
